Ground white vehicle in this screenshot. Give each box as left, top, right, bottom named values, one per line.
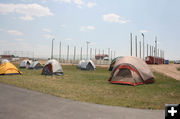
left=174, top=60, right=180, bottom=64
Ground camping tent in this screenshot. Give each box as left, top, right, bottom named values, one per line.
left=77, top=60, right=85, bottom=69
left=1, top=59, right=9, bottom=64
left=109, top=56, right=154, bottom=86
left=20, top=60, right=31, bottom=68
left=42, top=59, right=63, bottom=75
left=0, top=62, right=21, bottom=75
left=28, top=61, right=43, bottom=69
left=78, top=60, right=96, bottom=70
left=109, top=56, right=123, bottom=71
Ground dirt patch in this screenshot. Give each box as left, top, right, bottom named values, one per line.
left=149, top=64, right=180, bottom=80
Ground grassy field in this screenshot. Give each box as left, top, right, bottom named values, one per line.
left=0, top=65, right=180, bottom=109
left=177, top=67, right=180, bottom=71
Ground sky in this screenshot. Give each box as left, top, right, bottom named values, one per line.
left=0, top=0, right=180, bottom=60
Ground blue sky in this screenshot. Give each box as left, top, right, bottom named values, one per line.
left=0, top=0, right=180, bottom=60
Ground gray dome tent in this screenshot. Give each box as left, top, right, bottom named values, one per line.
left=28, top=61, right=43, bottom=69
left=77, top=60, right=96, bottom=70
left=109, top=56, right=154, bottom=86
left=20, top=60, right=31, bottom=68
left=42, top=59, right=63, bottom=75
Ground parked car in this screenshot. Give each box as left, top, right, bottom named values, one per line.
left=174, top=60, right=180, bottom=64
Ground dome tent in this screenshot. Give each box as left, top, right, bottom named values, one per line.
left=1, top=59, right=9, bottom=64
left=20, top=60, right=31, bottom=68
left=77, top=60, right=85, bottom=69
left=108, top=56, right=124, bottom=71
left=109, top=56, right=154, bottom=86
left=0, top=61, right=21, bottom=75
left=42, top=59, right=63, bottom=75
left=77, top=60, right=96, bottom=70
left=28, top=61, right=43, bottom=69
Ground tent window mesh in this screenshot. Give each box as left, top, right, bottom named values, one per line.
left=112, top=68, right=133, bottom=82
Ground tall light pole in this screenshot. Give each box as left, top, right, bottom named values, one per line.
left=86, top=41, right=90, bottom=60
left=130, top=33, right=132, bottom=56
left=142, top=33, right=144, bottom=60
left=135, top=35, right=137, bottom=57
left=80, top=47, right=82, bottom=60
left=155, top=36, right=157, bottom=58
left=59, top=41, right=61, bottom=62
left=139, top=40, right=141, bottom=58
left=51, top=38, right=55, bottom=59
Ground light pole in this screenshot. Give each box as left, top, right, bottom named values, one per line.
left=130, top=33, right=132, bottom=56
left=59, top=41, right=61, bottom=62
left=51, top=38, right=55, bottom=59
left=135, top=35, right=137, bottom=57
left=142, top=33, right=144, bottom=60
left=86, top=41, right=90, bottom=60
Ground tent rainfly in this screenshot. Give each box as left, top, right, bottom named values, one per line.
left=109, top=56, right=124, bottom=71
left=20, top=60, right=31, bottom=68
left=109, top=56, right=154, bottom=86
left=42, top=59, right=63, bottom=75
left=77, top=60, right=85, bottom=69
left=28, top=61, right=43, bottom=69
left=0, top=62, right=21, bottom=75
left=77, top=60, right=96, bottom=70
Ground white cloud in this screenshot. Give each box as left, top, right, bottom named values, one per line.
left=7, top=30, right=23, bottom=36
left=0, top=3, right=53, bottom=21
left=80, top=25, right=95, bottom=31
left=20, top=16, right=34, bottom=21
left=140, top=30, right=148, bottom=33
left=43, top=28, right=51, bottom=33
left=15, top=38, right=24, bottom=41
left=64, top=38, right=72, bottom=41
left=61, top=0, right=71, bottom=3
left=87, top=2, right=96, bottom=8
left=56, top=0, right=83, bottom=8
left=103, top=13, right=129, bottom=24
left=44, top=34, right=53, bottom=39
left=73, top=0, right=83, bottom=7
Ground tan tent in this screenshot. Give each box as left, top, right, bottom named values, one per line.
left=42, top=59, right=63, bottom=75
left=109, top=56, right=154, bottom=86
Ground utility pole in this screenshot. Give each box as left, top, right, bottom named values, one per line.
left=135, top=35, right=137, bottom=57
left=95, top=48, right=96, bottom=60
left=130, top=33, right=132, bottom=56
left=139, top=40, right=141, bottom=58
left=155, top=37, right=157, bottom=64
left=90, top=48, right=92, bottom=60
left=86, top=41, right=90, bottom=60
left=147, top=44, right=148, bottom=57
left=150, top=45, right=151, bottom=56
left=142, top=33, right=144, bottom=60
left=59, top=41, right=61, bottom=62
left=99, top=49, right=101, bottom=64
left=155, top=36, right=157, bottom=58
left=51, top=38, right=55, bottom=59
left=111, top=50, right=112, bottom=61
left=108, top=48, right=110, bottom=62
left=67, top=45, right=69, bottom=63
left=73, top=46, right=76, bottom=62
left=80, top=47, right=82, bottom=60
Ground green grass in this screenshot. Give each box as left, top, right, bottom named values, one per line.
left=0, top=65, right=180, bottom=110
left=177, top=67, right=180, bottom=71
